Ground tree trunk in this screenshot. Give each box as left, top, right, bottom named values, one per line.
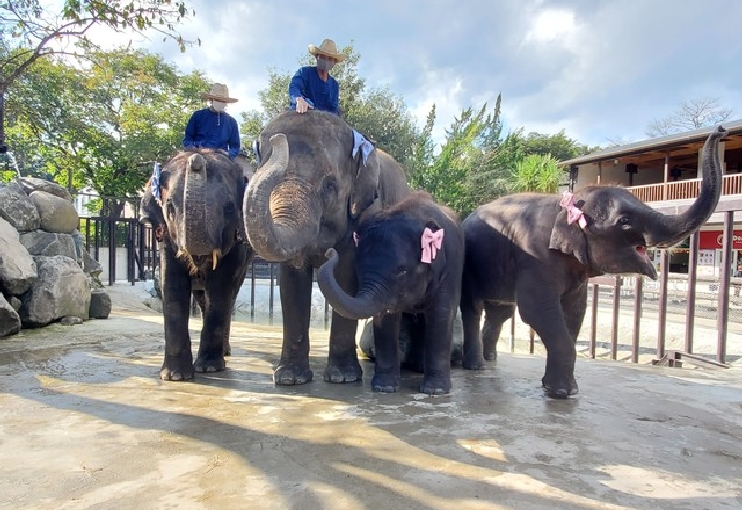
left=0, top=88, right=6, bottom=154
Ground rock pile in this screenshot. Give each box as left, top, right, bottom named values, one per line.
left=0, top=177, right=111, bottom=338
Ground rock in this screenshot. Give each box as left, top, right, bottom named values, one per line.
left=19, top=255, right=91, bottom=327
left=89, top=289, right=112, bottom=319
left=59, top=316, right=84, bottom=326
left=0, top=217, right=38, bottom=295
left=18, top=177, right=72, bottom=201
left=28, top=190, right=79, bottom=234
left=0, top=293, right=21, bottom=338
left=0, top=181, right=40, bottom=232
left=9, top=297, right=21, bottom=312
left=19, top=231, right=78, bottom=259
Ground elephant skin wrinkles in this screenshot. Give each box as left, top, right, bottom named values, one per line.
left=140, top=148, right=253, bottom=381
left=243, top=110, right=411, bottom=386
left=317, top=191, right=465, bottom=395
left=460, top=126, right=726, bottom=399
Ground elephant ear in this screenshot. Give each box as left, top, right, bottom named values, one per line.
left=548, top=207, right=589, bottom=265
left=350, top=147, right=381, bottom=218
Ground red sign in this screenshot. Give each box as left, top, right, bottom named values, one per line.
left=699, top=230, right=742, bottom=250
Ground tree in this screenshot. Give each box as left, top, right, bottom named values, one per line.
left=0, top=0, right=197, bottom=152
left=239, top=42, right=422, bottom=171
left=509, top=153, right=563, bottom=194
left=6, top=47, right=211, bottom=216
left=646, top=97, right=733, bottom=138
left=520, top=129, right=593, bottom=162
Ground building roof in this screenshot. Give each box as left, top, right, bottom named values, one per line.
left=559, top=118, right=742, bottom=167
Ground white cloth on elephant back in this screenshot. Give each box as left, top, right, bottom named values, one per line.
left=352, top=130, right=374, bottom=165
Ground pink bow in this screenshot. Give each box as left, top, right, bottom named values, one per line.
left=420, top=227, right=444, bottom=263
left=353, top=232, right=360, bottom=247
left=559, top=191, right=587, bottom=229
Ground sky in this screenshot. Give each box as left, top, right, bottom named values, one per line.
left=76, top=0, right=742, bottom=149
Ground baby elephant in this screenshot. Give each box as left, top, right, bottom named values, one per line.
left=317, top=191, right=464, bottom=395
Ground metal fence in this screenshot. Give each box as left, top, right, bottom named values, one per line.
left=80, top=207, right=738, bottom=370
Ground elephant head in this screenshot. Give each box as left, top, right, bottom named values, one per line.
left=140, top=148, right=245, bottom=272
left=317, top=194, right=456, bottom=320
left=549, top=126, right=726, bottom=279
left=243, top=110, right=384, bottom=265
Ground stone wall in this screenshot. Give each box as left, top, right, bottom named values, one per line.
left=0, top=178, right=111, bottom=338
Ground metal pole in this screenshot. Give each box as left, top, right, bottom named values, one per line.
left=631, top=277, right=643, bottom=363
left=656, top=250, right=669, bottom=360
left=685, top=232, right=699, bottom=353
left=717, top=211, right=733, bottom=364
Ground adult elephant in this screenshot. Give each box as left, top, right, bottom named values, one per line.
left=140, top=148, right=252, bottom=381
left=316, top=192, right=465, bottom=395
left=460, top=126, right=726, bottom=399
left=243, top=109, right=410, bottom=385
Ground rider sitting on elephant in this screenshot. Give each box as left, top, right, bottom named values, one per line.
left=184, top=83, right=241, bottom=161
left=289, top=38, right=343, bottom=115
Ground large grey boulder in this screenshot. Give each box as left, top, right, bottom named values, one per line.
left=20, top=255, right=91, bottom=327
left=18, top=177, right=72, bottom=201
left=0, top=217, right=37, bottom=295
left=19, top=231, right=78, bottom=260
left=28, top=190, right=79, bottom=234
left=0, top=293, right=21, bottom=338
left=0, top=181, right=40, bottom=232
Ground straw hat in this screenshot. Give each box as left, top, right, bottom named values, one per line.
left=308, top=38, right=346, bottom=62
left=200, top=83, right=238, bottom=103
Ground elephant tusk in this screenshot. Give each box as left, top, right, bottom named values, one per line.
left=212, top=249, right=221, bottom=270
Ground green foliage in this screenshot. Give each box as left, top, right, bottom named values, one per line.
left=6, top=47, right=211, bottom=214
left=509, top=153, right=564, bottom=193
left=520, top=129, right=592, bottom=162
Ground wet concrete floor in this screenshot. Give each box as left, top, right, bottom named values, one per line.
left=1, top=296, right=741, bottom=510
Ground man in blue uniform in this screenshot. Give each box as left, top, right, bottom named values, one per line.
left=184, top=83, right=241, bottom=160
left=288, top=38, right=345, bottom=115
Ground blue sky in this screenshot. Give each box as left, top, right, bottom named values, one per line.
left=82, top=0, right=742, bottom=149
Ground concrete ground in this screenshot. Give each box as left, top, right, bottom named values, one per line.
left=1, top=285, right=741, bottom=510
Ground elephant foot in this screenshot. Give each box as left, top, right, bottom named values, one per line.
left=160, top=352, right=195, bottom=381
left=483, top=350, right=498, bottom=361
left=194, top=353, right=226, bottom=373
left=323, top=360, right=363, bottom=383
left=462, top=355, right=487, bottom=370
left=371, top=372, right=399, bottom=393
left=274, top=363, right=313, bottom=386
left=420, top=375, right=451, bottom=396
left=541, top=372, right=579, bottom=399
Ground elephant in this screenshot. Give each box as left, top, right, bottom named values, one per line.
left=243, top=109, right=410, bottom=386
left=460, top=126, right=726, bottom=399
left=140, top=148, right=253, bottom=381
left=316, top=191, right=465, bottom=395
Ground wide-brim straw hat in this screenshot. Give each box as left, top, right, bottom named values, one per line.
left=308, top=38, right=346, bottom=62
left=200, top=83, right=238, bottom=103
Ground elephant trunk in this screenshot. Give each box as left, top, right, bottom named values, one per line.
left=317, top=249, right=384, bottom=320
left=182, top=153, right=217, bottom=256
left=243, top=133, right=319, bottom=262
left=646, top=125, right=726, bottom=248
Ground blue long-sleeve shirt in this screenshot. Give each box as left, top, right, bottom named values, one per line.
left=183, top=108, right=240, bottom=159
left=288, top=66, right=339, bottom=115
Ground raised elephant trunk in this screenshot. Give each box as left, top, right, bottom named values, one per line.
left=646, top=126, right=726, bottom=248
left=243, top=133, right=320, bottom=262
left=183, top=153, right=215, bottom=257
left=317, top=248, right=384, bottom=320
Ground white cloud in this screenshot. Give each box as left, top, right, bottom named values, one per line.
left=524, top=9, right=576, bottom=44
left=33, top=0, right=742, bottom=150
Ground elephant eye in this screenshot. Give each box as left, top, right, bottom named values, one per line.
left=396, top=267, right=407, bottom=279
left=322, top=177, right=338, bottom=195
left=617, top=216, right=631, bottom=229
left=165, top=198, right=176, bottom=218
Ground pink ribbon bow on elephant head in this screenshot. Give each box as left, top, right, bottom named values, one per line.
left=559, top=191, right=587, bottom=229
left=420, top=227, right=444, bottom=264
